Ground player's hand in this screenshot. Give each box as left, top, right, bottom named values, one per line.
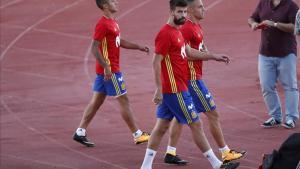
left=255, top=22, right=268, bottom=30
left=153, top=88, right=162, bottom=105
left=251, top=22, right=259, bottom=30
left=104, top=67, right=112, bottom=80
left=214, top=54, right=230, bottom=64
left=139, top=46, right=150, bottom=54
left=261, top=20, right=275, bottom=27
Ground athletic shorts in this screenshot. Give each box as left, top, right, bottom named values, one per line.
left=188, top=80, right=216, bottom=113
left=93, top=72, right=127, bottom=97
left=156, top=91, right=199, bottom=124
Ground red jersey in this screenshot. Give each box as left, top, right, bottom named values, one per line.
left=180, top=20, right=204, bottom=80
left=93, top=16, right=121, bottom=74
left=155, top=24, right=188, bottom=94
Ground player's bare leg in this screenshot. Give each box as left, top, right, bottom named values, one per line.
left=204, top=110, right=226, bottom=148
left=73, top=92, right=106, bottom=147
left=205, top=110, right=246, bottom=162
left=117, top=94, right=150, bottom=144
left=165, top=119, right=188, bottom=165
left=188, top=121, right=240, bottom=169
left=79, top=92, right=106, bottom=129
left=141, top=119, right=170, bottom=169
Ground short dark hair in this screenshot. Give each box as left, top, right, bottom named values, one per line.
left=186, top=0, right=195, bottom=5
left=96, top=0, right=108, bottom=9
left=169, top=0, right=188, bottom=10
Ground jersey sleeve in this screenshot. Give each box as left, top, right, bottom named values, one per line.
left=155, top=31, right=170, bottom=57
left=287, top=2, right=299, bottom=23
left=250, top=0, right=262, bottom=23
left=93, top=22, right=107, bottom=41
left=180, top=26, right=193, bottom=45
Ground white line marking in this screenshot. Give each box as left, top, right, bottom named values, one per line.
left=1, top=95, right=82, bottom=111
left=33, top=28, right=90, bottom=40
left=3, top=68, right=74, bottom=82
left=0, top=0, right=84, bottom=61
left=0, top=154, right=78, bottom=169
left=206, top=0, right=225, bottom=10
left=1, top=99, right=128, bottom=169
left=0, top=23, right=90, bottom=39
left=10, top=46, right=81, bottom=60
left=0, top=0, right=22, bottom=9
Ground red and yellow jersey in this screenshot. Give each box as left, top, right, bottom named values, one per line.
left=155, top=24, right=188, bottom=94
left=180, top=20, right=204, bottom=80
left=93, top=16, right=121, bottom=74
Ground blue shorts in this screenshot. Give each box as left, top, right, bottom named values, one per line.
left=156, top=91, right=199, bottom=124
left=93, top=72, right=127, bottom=97
left=188, top=80, right=216, bottom=113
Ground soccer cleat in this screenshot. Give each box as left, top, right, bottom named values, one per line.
left=222, top=149, right=246, bottom=163
left=261, top=117, right=281, bottom=128
left=164, top=153, right=188, bottom=165
left=220, top=161, right=240, bottom=169
left=73, top=133, right=95, bottom=147
left=282, top=120, right=296, bottom=129
left=134, top=132, right=150, bottom=144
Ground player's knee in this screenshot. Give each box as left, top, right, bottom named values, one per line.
left=188, top=121, right=202, bottom=131
left=155, top=124, right=169, bottom=135
left=206, top=110, right=219, bottom=121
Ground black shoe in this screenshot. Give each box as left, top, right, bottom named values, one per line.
left=73, top=133, right=95, bottom=147
left=282, top=120, right=296, bottom=129
left=261, top=117, right=281, bottom=128
left=164, top=153, right=188, bottom=165
left=220, top=161, right=240, bottom=169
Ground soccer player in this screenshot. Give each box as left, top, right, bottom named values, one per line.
left=163, top=0, right=246, bottom=165
left=73, top=0, right=150, bottom=147
left=141, top=0, right=239, bottom=169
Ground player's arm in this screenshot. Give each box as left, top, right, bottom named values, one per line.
left=248, top=1, right=261, bottom=31
left=259, top=20, right=295, bottom=33
left=248, top=18, right=259, bottom=30
left=152, top=54, right=163, bottom=105
left=120, top=39, right=149, bottom=54
left=91, top=40, right=112, bottom=79
left=185, top=45, right=230, bottom=64
left=202, top=43, right=209, bottom=52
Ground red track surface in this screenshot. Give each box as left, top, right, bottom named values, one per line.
left=1, top=0, right=300, bottom=168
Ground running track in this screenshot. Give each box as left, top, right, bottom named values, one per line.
left=1, top=0, right=300, bottom=168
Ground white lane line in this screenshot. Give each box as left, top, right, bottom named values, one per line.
left=0, top=23, right=90, bottom=40
left=0, top=154, right=77, bottom=169
left=1, top=95, right=82, bottom=111
left=0, top=99, right=128, bottom=169
left=0, top=0, right=23, bottom=9
left=10, top=46, right=81, bottom=60
left=206, top=0, right=225, bottom=10
left=33, top=28, right=90, bottom=40
left=216, top=99, right=265, bottom=122
left=0, top=0, right=84, bottom=61
left=3, top=68, right=74, bottom=82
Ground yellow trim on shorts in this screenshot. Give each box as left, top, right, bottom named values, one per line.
left=190, top=80, right=211, bottom=112
left=176, top=93, right=192, bottom=124
left=111, top=74, right=121, bottom=96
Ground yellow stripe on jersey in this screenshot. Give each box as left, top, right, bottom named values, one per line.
left=190, top=81, right=210, bottom=112
left=102, top=38, right=111, bottom=71
left=176, top=93, right=192, bottom=124
left=165, top=55, right=177, bottom=93
left=111, top=74, right=121, bottom=95
left=188, top=61, right=197, bottom=80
